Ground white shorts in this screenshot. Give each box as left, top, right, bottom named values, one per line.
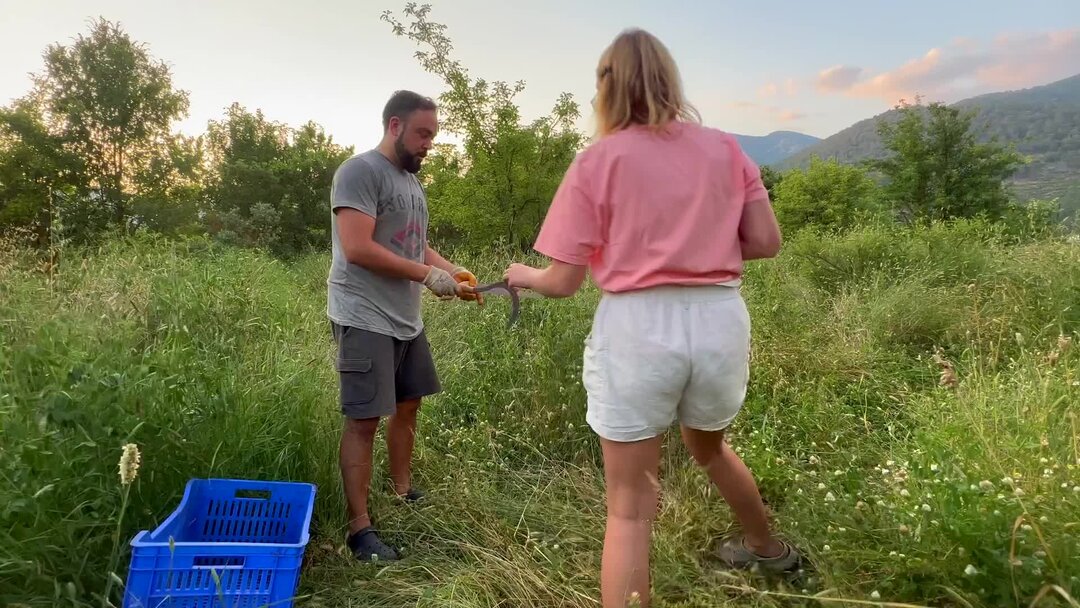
left=582, top=285, right=751, bottom=442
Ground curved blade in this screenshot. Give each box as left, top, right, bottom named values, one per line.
left=474, top=280, right=521, bottom=327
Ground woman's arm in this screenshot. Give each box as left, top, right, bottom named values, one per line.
left=505, top=260, right=588, bottom=298
left=739, top=199, right=783, bottom=260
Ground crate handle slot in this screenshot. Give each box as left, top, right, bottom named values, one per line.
left=193, top=556, right=246, bottom=569
left=234, top=489, right=271, bottom=500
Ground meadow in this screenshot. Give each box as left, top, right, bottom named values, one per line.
left=1, top=220, right=1078, bottom=607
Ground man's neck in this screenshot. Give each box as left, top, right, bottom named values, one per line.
left=376, top=141, right=401, bottom=169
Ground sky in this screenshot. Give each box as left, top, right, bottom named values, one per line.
left=2, top=0, right=1079, bottom=150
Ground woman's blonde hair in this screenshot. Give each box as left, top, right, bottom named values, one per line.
left=593, top=28, right=701, bottom=137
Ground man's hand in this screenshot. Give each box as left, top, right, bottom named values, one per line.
left=451, top=266, right=483, bottom=306
left=423, top=266, right=460, bottom=300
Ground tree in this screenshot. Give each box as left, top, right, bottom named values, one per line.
left=0, top=98, right=85, bottom=248
left=871, top=99, right=1024, bottom=223
left=33, top=17, right=190, bottom=227
left=382, top=3, right=584, bottom=249
left=771, top=157, right=882, bottom=232
left=203, top=103, right=352, bottom=254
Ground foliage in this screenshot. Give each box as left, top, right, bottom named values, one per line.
left=202, top=103, right=353, bottom=254
left=2, top=224, right=1079, bottom=606
left=32, top=17, right=191, bottom=227
left=771, top=156, right=882, bottom=232
left=870, top=100, right=1024, bottom=223
left=382, top=3, right=585, bottom=250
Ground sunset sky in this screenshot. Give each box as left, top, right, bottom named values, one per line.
left=2, top=0, right=1079, bottom=149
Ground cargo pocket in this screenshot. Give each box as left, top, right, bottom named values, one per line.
left=336, top=358, right=377, bottom=405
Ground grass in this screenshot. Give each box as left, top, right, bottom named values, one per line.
left=1, top=222, right=1078, bottom=607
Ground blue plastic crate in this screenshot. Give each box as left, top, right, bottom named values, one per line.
left=122, top=478, right=316, bottom=608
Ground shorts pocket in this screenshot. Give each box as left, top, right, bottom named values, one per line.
left=336, top=357, right=377, bottom=405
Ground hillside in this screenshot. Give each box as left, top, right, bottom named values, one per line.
left=732, top=130, right=821, bottom=165
left=779, top=73, right=1080, bottom=216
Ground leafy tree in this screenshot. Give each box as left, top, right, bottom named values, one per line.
left=772, top=157, right=882, bottom=232
left=0, top=98, right=86, bottom=248
left=203, top=103, right=352, bottom=254
left=32, top=17, right=190, bottom=227
left=382, top=3, right=584, bottom=250
left=871, top=99, right=1024, bottom=223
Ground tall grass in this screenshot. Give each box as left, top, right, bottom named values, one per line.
left=1, top=223, right=1078, bottom=607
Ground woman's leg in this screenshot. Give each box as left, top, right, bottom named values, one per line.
left=679, top=426, right=782, bottom=557
left=600, top=435, right=664, bottom=608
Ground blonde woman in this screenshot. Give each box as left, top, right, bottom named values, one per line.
left=503, top=28, right=801, bottom=607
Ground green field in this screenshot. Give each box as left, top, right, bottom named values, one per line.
left=2, top=222, right=1079, bottom=607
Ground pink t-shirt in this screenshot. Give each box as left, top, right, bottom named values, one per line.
left=533, top=121, right=770, bottom=293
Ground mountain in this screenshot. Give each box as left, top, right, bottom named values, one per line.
left=732, top=131, right=822, bottom=166
left=778, top=73, right=1080, bottom=216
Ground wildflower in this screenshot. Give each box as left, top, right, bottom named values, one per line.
left=856, top=501, right=867, bottom=510
left=889, top=551, right=898, bottom=557
left=964, top=564, right=978, bottom=576
left=834, top=470, right=843, bottom=477
left=921, top=504, right=932, bottom=512
left=870, top=591, right=881, bottom=600
left=825, top=492, right=836, bottom=502
left=808, top=455, right=819, bottom=465
left=1034, top=550, right=1047, bottom=559
left=817, top=483, right=827, bottom=491
left=1073, top=485, right=1080, bottom=493
left=1021, top=524, right=1032, bottom=532
left=899, top=524, right=910, bottom=534
left=1014, top=488, right=1026, bottom=497
left=881, top=468, right=891, bottom=475
left=822, top=544, right=831, bottom=552
left=838, top=527, right=847, bottom=533
left=900, top=489, right=910, bottom=497
left=1044, top=469, right=1053, bottom=478
left=1002, top=476, right=1014, bottom=486
left=119, top=444, right=141, bottom=486
left=877, top=500, right=886, bottom=507
left=886, top=460, right=895, bottom=467
left=1040, top=457, right=1049, bottom=465
left=930, top=463, right=940, bottom=472
left=796, top=488, right=804, bottom=495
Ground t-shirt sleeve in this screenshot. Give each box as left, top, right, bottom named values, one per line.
left=331, top=158, right=380, bottom=217
left=741, top=149, right=770, bottom=204
left=533, top=156, right=602, bottom=266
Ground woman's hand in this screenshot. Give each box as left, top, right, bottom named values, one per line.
left=504, top=263, right=540, bottom=289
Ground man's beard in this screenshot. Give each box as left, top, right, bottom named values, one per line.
left=395, top=133, right=424, bottom=174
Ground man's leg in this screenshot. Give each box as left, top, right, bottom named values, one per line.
left=391, top=330, right=441, bottom=500
left=340, top=416, right=380, bottom=533
left=332, top=323, right=399, bottom=561
left=387, top=399, right=420, bottom=496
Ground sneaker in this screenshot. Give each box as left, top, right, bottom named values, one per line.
left=347, top=526, right=400, bottom=562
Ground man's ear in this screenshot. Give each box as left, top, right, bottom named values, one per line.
left=387, top=116, right=402, bottom=138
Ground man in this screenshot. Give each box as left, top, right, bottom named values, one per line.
left=327, top=90, right=479, bottom=561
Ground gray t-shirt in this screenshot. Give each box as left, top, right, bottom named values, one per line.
left=327, top=149, right=429, bottom=340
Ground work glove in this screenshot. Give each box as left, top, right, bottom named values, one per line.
left=423, top=266, right=459, bottom=300
left=451, top=266, right=484, bottom=305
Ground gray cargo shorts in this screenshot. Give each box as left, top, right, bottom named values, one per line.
left=330, top=322, right=442, bottom=419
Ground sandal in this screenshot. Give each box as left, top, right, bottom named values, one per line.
left=716, top=534, right=801, bottom=573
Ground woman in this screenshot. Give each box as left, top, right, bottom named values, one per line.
left=503, top=28, right=801, bottom=607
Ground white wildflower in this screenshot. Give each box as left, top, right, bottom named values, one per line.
left=808, top=455, right=819, bottom=465
left=930, top=463, right=940, bottom=472
left=822, top=544, right=831, bottom=552
left=870, top=591, right=881, bottom=600
left=825, top=492, right=836, bottom=502
left=119, top=443, right=141, bottom=486
left=979, top=480, right=993, bottom=491
left=886, top=460, right=895, bottom=467
left=900, top=489, right=910, bottom=497
left=817, top=483, right=827, bottom=491
left=964, top=564, right=978, bottom=576
left=1014, top=488, right=1026, bottom=497
left=921, top=504, right=932, bottom=512
left=1021, top=524, right=1032, bottom=531
left=1002, top=476, right=1015, bottom=486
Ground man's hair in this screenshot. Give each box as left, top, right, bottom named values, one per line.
left=382, top=90, right=437, bottom=131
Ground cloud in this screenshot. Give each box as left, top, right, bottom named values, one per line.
left=728, top=101, right=807, bottom=123
left=758, top=78, right=799, bottom=98
left=815, top=28, right=1080, bottom=103
left=816, top=65, right=863, bottom=92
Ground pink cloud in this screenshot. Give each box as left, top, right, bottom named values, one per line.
left=817, top=65, right=863, bottom=92
left=816, top=28, right=1080, bottom=104
left=728, top=101, right=807, bottom=123
left=758, top=78, right=799, bottom=98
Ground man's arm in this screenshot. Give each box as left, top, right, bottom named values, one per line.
left=424, top=245, right=457, bottom=274
left=337, top=208, right=430, bottom=282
